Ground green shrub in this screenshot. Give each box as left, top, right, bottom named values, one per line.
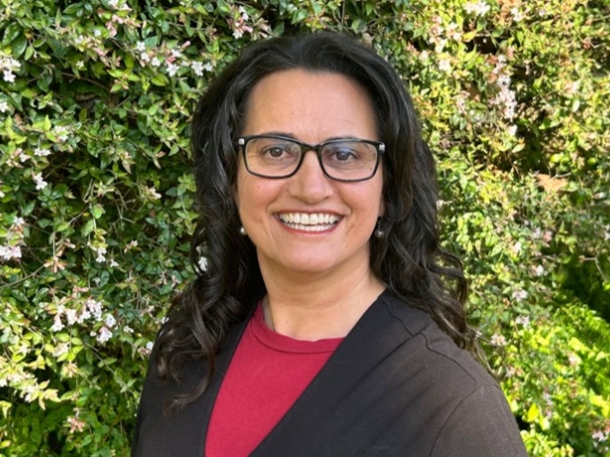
left=1, top=0, right=608, bottom=455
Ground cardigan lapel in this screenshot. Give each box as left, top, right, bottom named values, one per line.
left=249, top=291, right=411, bottom=456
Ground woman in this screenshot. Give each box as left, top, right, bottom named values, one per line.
left=132, top=32, right=527, bottom=456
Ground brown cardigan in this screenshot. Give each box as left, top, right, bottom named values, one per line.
left=132, top=291, right=528, bottom=456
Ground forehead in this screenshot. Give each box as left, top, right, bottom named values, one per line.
left=242, top=69, right=378, bottom=142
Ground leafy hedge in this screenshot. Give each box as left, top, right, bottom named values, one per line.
left=1, top=0, right=609, bottom=455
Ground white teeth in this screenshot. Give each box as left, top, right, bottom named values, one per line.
left=278, top=212, right=340, bottom=231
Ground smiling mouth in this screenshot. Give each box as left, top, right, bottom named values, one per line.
left=277, top=212, right=341, bottom=232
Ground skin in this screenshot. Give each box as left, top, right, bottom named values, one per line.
left=235, top=69, right=386, bottom=340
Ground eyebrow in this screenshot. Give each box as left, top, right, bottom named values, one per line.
left=251, top=131, right=364, bottom=143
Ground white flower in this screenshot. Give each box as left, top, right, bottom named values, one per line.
left=75, top=61, right=85, bottom=69
left=171, top=49, right=182, bottom=59
left=2, top=70, right=15, bottom=83
left=93, top=246, right=107, bottom=263
left=65, top=309, right=78, bottom=325
left=104, top=314, right=116, bottom=328
left=511, top=8, right=523, bottom=22
left=51, top=314, right=64, bottom=332
left=145, top=341, right=154, bottom=351
left=86, top=298, right=103, bottom=320
left=490, top=333, right=507, bottom=346
left=97, top=326, right=112, bottom=343
left=108, top=0, right=119, bottom=9
left=123, top=325, right=134, bottom=334
left=512, top=289, right=528, bottom=301
left=238, top=6, right=249, bottom=20
left=434, top=41, right=446, bottom=54
left=33, top=172, right=48, bottom=190
left=0, top=245, right=22, bottom=261
left=568, top=353, right=580, bottom=366
left=464, top=1, right=490, bottom=16
left=93, top=29, right=102, bottom=37
left=13, top=216, right=25, bottom=226
left=147, top=186, right=161, bottom=199
left=191, top=61, right=205, bottom=77
left=166, top=62, right=179, bottom=77
left=507, top=125, right=518, bottom=136
left=497, top=74, right=511, bottom=87
left=0, top=100, right=8, bottom=112
left=77, top=308, right=90, bottom=324
left=447, top=23, right=462, bottom=41
left=198, top=256, right=208, bottom=272
left=135, top=41, right=146, bottom=52
left=151, top=57, right=161, bottom=67
left=53, top=126, right=69, bottom=142
left=511, top=241, right=522, bottom=255
left=140, top=52, right=150, bottom=63
left=110, top=259, right=119, bottom=268
left=125, top=240, right=138, bottom=251
left=0, top=56, right=21, bottom=72
left=18, top=152, right=30, bottom=162
left=34, top=147, right=51, bottom=157
left=515, top=315, right=530, bottom=327
left=533, top=265, right=545, bottom=276
left=53, top=343, right=69, bottom=358
left=532, top=227, right=542, bottom=239
left=438, top=58, right=451, bottom=72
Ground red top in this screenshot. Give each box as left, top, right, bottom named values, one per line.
left=205, top=304, right=343, bottom=456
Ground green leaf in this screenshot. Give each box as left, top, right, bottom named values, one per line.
left=151, top=73, right=169, bottom=87
left=2, top=23, right=21, bottom=44
left=56, top=221, right=70, bottom=232
left=81, top=219, right=95, bottom=237
left=526, top=403, right=540, bottom=423
left=91, top=204, right=104, bottom=219
left=11, top=35, right=27, bottom=57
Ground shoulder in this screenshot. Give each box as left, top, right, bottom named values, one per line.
left=354, top=291, right=528, bottom=456
left=373, top=291, right=493, bottom=390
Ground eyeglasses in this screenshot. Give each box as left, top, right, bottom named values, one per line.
left=238, top=135, right=385, bottom=182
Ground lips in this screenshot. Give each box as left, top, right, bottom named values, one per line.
left=277, top=212, right=341, bottom=232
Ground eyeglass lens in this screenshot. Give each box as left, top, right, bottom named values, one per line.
left=244, top=136, right=379, bottom=181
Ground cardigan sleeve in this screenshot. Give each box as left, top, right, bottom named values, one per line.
left=430, top=384, right=528, bottom=457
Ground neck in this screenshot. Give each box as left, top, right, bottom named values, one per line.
left=258, top=259, right=385, bottom=340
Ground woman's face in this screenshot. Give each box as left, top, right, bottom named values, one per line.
left=235, top=69, right=384, bottom=279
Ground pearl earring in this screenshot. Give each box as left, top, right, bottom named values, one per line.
left=239, top=226, right=247, bottom=236
left=374, top=220, right=384, bottom=239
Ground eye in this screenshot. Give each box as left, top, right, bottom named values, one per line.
left=261, top=145, right=292, bottom=159
left=333, top=148, right=359, bottom=161
left=323, top=144, right=362, bottom=163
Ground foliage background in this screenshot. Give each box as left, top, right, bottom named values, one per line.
left=0, top=0, right=609, bottom=455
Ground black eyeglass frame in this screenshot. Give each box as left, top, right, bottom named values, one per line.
left=237, top=134, right=385, bottom=183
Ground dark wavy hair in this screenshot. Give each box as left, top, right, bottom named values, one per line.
left=155, top=31, right=475, bottom=410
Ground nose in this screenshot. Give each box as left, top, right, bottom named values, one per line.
left=287, top=150, right=333, bottom=202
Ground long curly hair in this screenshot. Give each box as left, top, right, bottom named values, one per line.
left=155, top=32, right=475, bottom=411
